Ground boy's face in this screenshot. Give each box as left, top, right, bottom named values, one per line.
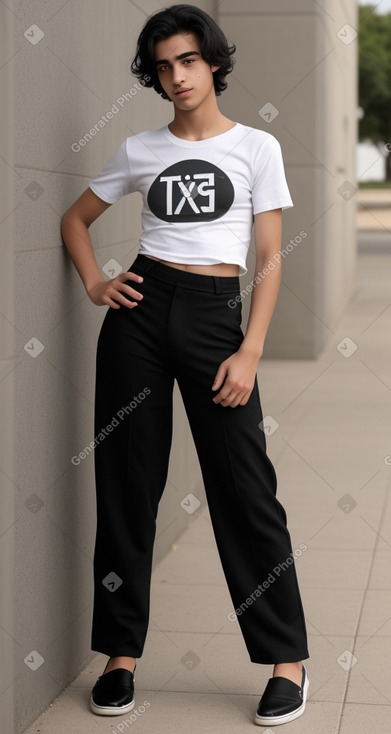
left=154, top=32, right=219, bottom=109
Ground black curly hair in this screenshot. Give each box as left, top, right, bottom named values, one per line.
left=130, top=4, right=236, bottom=101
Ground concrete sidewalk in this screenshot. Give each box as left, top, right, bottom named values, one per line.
left=357, top=188, right=391, bottom=231
left=23, top=245, right=391, bottom=734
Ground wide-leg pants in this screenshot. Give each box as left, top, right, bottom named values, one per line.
left=91, top=254, right=309, bottom=664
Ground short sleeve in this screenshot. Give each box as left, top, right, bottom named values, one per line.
left=89, top=139, right=135, bottom=204
left=252, top=135, right=293, bottom=214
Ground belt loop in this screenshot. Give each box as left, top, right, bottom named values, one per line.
left=213, top=276, right=222, bottom=294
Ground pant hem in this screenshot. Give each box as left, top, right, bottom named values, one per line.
left=250, top=649, right=310, bottom=665
left=91, top=644, right=142, bottom=658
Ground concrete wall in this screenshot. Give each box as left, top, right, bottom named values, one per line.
left=219, top=0, right=358, bottom=358
left=2, top=2, right=213, bottom=731
left=1, top=6, right=15, bottom=734
left=0, top=1, right=357, bottom=732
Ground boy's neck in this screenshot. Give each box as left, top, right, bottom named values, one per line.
left=168, top=97, right=235, bottom=141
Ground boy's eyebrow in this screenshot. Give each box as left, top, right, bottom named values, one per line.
left=155, top=51, right=201, bottom=66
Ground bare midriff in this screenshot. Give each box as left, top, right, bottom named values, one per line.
left=144, top=254, right=239, bottom=277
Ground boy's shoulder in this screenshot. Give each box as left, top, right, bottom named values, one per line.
left=237, top=123, right=282, bottom=149
left=122, top=123, right=281, bottom=149
left=123, top=126, right=167, bottom=145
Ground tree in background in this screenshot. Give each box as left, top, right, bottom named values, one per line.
left=359, top=5, right=391, bottom=180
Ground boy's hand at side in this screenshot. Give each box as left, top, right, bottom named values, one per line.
left=211, top=348, right=260, bottom=408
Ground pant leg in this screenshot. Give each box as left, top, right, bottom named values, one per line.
left=169, top=284, right=309, bottom=664
left=91, top=269, right=175, bottom=658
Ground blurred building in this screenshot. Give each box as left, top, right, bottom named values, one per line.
left=357, top=141, right=386, bottom=182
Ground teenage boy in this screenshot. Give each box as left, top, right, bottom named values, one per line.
left=61, top=4, right=310, bottom=727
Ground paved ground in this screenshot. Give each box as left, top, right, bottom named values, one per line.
left=23, top=211, right=391, bottom=733
left=357, top=187, right=391, bottom=231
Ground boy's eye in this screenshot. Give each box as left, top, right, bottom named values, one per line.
left=157, top=58, right=196, bottom=72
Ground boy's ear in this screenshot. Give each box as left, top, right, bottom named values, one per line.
left=211, top=64, right=220, bottom=73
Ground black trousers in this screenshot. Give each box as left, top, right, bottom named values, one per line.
left=91, top=254, right=309, bottom=665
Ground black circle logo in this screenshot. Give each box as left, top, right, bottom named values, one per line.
left=147, top=159, right=235, bottom=223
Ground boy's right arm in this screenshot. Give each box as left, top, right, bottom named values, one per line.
left=61, top=188, right=143, bottom=309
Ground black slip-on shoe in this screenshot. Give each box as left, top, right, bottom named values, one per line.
left=90, top=666, right=136, bottom=716
left=254, top=664, right=309, bottom=726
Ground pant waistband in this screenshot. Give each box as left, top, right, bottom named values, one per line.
left=129, top=255, right=241, bottom=294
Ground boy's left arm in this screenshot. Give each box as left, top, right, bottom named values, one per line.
left=211, top=209, right=282, bottom=407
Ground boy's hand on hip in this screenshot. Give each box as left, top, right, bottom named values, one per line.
left=88, top=271, right=144, bottom=309
left=211, top=350, right=260, bottom=407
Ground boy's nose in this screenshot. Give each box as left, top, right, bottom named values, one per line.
left=172, top=64, right=186, bottom=85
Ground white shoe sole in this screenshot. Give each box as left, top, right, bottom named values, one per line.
left=254, top=669, right=309, bottom=726
left=89, top=696, right=135, bottom=716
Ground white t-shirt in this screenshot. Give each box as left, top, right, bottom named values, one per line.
left=89, top=122, right=293, bottom=275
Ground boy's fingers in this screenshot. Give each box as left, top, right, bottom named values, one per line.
left=122, top=271, right=143, bottom=282
left=212, top=365, right=226, bottom=390
left=111, top=278, right=143, bottom=300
